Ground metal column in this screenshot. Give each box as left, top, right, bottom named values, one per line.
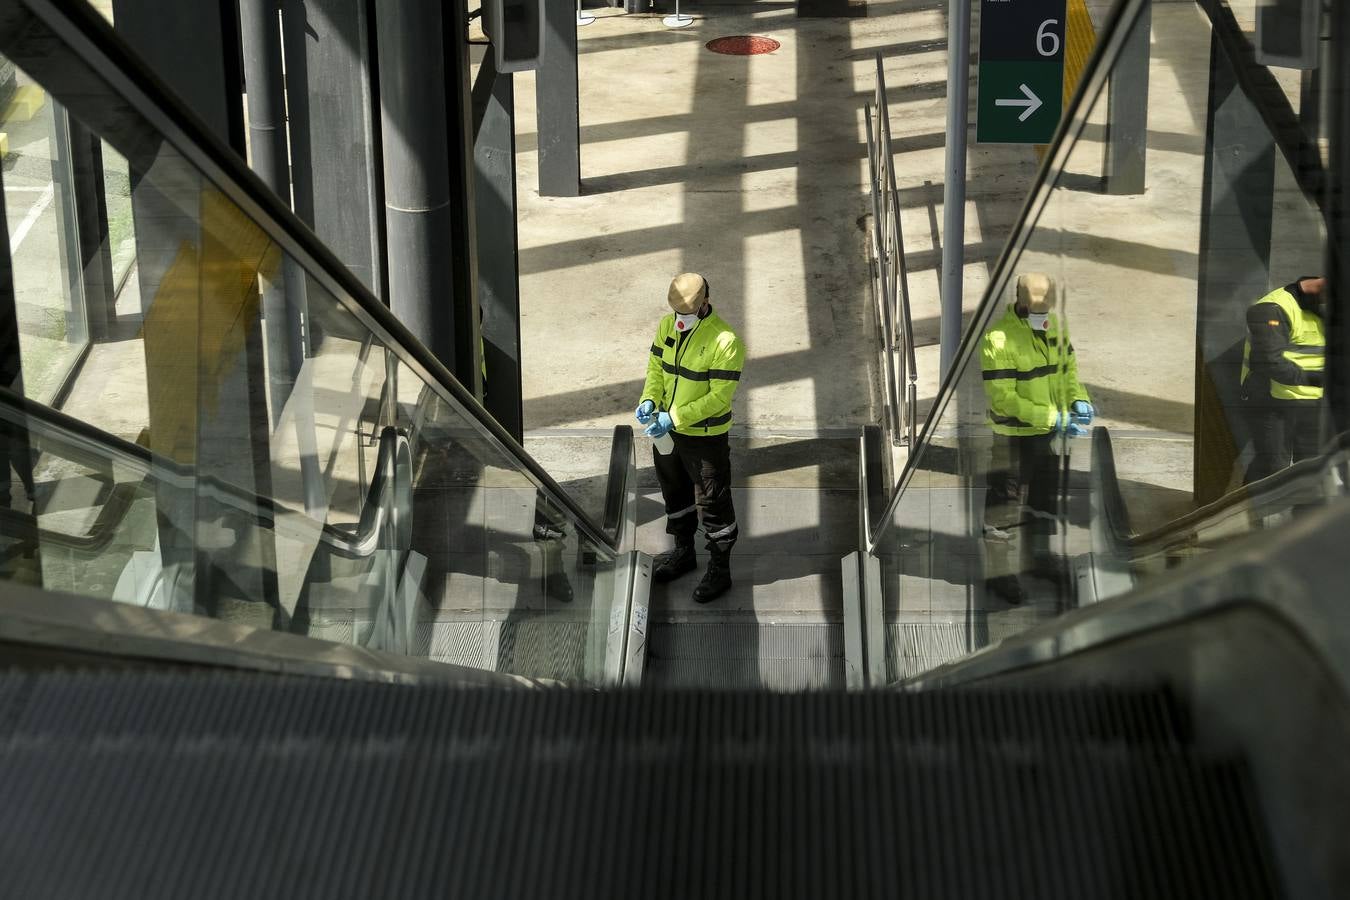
left=281, top=0, right=385, bottom=298
left=1327, top=0, right=1349, bottom=436
left=537, top=0, right=581, bottom=198
left=473, top=55, right=525, bottom=441
left=1104, top=0, right=1151, bottom=195
left=1193, top=32, right=1276, bottom=504
left=375, top=0, right=455, bottom=369
left=939, top=0, right=971, bottom=377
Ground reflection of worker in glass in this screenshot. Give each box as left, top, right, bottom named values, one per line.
left=1241, top=276, right=1326, bottom=484
left=980, top=273, right=1092, bottom=605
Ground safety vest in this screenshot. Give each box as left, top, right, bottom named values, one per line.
left=1241, top=288, right=1325, bottom=401
left=980, top=304, right=1089, bottom=437
left=641, top=309, right=745, bottom=436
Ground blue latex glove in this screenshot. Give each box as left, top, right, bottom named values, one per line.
left=644, top=412, right=674, bottom=439
left=1052, top=411, right=1087, bottom=438
left=635, top=400, right=656, bottom=425
left=1070, top=400, right=1095, bottom=425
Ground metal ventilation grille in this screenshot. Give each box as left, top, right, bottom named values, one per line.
left=0, top=672, right=1278, bottom=900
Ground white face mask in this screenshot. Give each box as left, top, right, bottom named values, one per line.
left=1027, top=312, right=1050, bottom=332
left=674, top=312, right=701, bottom=333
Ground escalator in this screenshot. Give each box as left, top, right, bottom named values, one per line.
left=0, top=0, right=1348, bottom=896
left=0, top=0, right=648, bottom=687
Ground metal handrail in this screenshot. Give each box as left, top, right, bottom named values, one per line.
left=865, top=55, right=919, bottom=449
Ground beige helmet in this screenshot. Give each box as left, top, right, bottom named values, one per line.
left=668, top=272, right=710, bottom=314
left=1015, top=272, right=1056, bottom=313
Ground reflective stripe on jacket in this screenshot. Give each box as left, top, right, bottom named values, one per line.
left=980, top=303, right=1089, bottom=437
left=1241, top=287, right=1325, bottom=401
left=640, top=309, right=744, bottom=436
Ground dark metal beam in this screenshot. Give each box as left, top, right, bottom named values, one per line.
left=375, top=0, right=481, bottom=391
left=1103, top=0, right=1150, bottom=195
left=281, top=0, right=385, bottom=298
left=1327, top=0, right=1350, bottom=437
left=1193, top=31, right=1276, bottom=505
left=473, top=55, right=524, bottom=441
left=536, top=0, right=581, bottom=197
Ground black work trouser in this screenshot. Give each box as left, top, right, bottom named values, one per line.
left=1245, top=400, right=1321, bottom=485
left=983, top=433, right=1060, bottom=575
left=654, top=431, right=738, bottom=555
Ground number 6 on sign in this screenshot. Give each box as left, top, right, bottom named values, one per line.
left=1037, top=19, right=1061, bottom=56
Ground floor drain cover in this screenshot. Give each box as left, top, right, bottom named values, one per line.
left=705, top=35, right=781, bottom=55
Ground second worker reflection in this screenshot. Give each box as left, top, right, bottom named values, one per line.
left=981, top=273, right=1093, bottom=606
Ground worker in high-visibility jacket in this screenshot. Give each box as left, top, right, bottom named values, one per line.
left=635, top=273, right=745, bottom=603
left=980, top=272, right=1092, bottom=605
left=1240, top=276, right=1327, bottom=484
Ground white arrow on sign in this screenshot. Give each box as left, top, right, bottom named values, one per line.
left=995, top=83, right=1043, bottom=122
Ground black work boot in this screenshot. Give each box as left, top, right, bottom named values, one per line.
left=692, top=552, right=732, bottom=604
left=654, top=540, right=697, bottom=583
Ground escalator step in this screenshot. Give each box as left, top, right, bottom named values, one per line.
left=0, top=672, right=1268, bottom=900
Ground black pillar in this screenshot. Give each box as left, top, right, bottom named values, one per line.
left=473, top=56, right=524, bottom=441
left=536, top=0, right=580, bottom=198
left=375, top=0, right=481, bottom=393
left=1327, top=0, right=1350, bottom=437
left=281, top=0, right=385, bottom=298
left=1104, top=1, right=1151, bottom=195
left=65, top=122, right=117, bottom=343
left=1193, top=32, right=1276, bottom=504
left=242, top=0, right=303, bottom=411
left=109, top=0, right=245, bottom=154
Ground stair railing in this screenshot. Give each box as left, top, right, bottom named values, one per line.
left=864, top=55, right=919, bottom=450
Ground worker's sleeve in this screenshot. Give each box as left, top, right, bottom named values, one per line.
left=670, top=335, right=745, bottom=428
left=1246, top=303, right=1320, bottom=387
left=642, top=327, right=667, bottom=407
left=1065, top=340, right=1089, bottom=404
left=981, top=336, right=1057, bottom=430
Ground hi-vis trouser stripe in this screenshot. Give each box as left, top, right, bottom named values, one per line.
left=707, top=522, right=738, bottom=540
left=668, top=505, right=697, bottom=520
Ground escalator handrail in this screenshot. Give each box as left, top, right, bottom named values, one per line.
left=0, top=0, right=622, bottom=556
left=0, top=390, right=401, bottom=560
left=863, top=0, right=1147, bottom=553
left=1094, top=425, right=1350, bottom=555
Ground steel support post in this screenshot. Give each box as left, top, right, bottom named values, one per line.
left=473, top=56, right=525, bottom=441
left=1327, top=0, right=1349, bottom=437
left=1104, top=0, right=1152, bottom=195
left=1193, top=33, right=1276, bottom=505
left=243, top=0, right=325, bottom=515
left=376, top=0, right=480, bottom=391
left=537, top=0, right=581, bottom=197
left=939, top=0, right=971, bottom=378
left=281, top=0, right=385, bottom=297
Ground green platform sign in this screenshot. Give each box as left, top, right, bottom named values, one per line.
left=976, top=0, right=1067, bottom=144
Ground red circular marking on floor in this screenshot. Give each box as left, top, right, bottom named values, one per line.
left=705, top=35, right=781, bottom=55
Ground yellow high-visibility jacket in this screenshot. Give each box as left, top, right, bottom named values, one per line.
left=1241, top=286, right=1325, bottom=401
left=641, top=310, right=744, bottom=437
left=981, top=303, right=1089, bottom=437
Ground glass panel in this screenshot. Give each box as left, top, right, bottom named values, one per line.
left=1, top=58, right=89, bottom=405
left=0, top=22, right=625, bottom=684
left=874, top=0, right=1339, bottom=681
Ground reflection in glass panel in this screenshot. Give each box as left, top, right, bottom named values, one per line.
left=876, top=0, right=1336, bottom=681
left=1, top=58, right=88, bottom=405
